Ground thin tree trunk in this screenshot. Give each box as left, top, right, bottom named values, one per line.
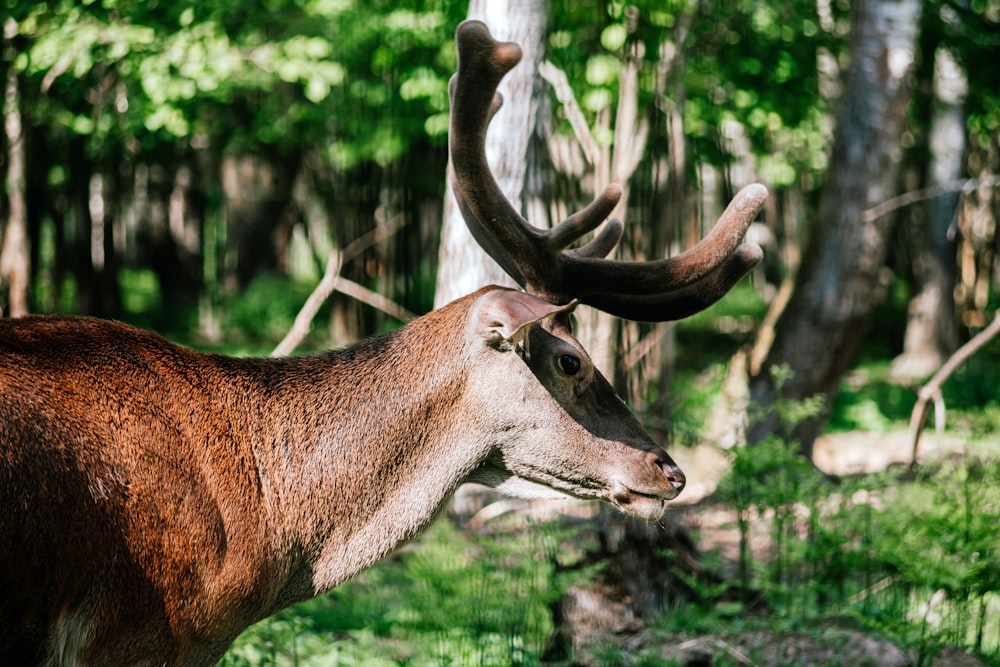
left=890, top=44, right=966, bottom=380
left=585, top=10, right=650, bottom=383
left=67, top=136, right=100, bottom=314
left=748, top=0, right=923, bottom=456
left=1, top=28, right=29, bottom=317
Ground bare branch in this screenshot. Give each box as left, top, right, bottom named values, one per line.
left=332, top=278, right=416, bottom=324
left=272, top=216, right=409, bottom=357
left=538, top=60, right=600, bottom=166
left=271, top=251, right=343, bottom=357
left=909, top=310, right=1000, bottom=463
left=862, top=176, right=1000, bottom=223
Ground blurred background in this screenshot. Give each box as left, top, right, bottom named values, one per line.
left=1, top=0, right=998, bottom=664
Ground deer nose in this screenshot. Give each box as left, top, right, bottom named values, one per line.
left=657, top=457, right=686, bottom=496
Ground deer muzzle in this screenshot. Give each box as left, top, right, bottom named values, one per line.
left=609, top=452, right=686, bottom=520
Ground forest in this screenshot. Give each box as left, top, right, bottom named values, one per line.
left=2, top=0, right=999, bottom=664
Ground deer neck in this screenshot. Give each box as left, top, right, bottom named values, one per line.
left=246, top=306, right=485, bottom=598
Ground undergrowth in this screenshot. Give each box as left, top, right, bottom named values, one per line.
left=221, top=518, right=590, bottom=667
left=700, top=365, right=1000, bottom=666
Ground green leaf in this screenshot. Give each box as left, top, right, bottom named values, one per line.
left=600, top=24, right=627, bottom=52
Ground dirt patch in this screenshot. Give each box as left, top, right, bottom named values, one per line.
left=573, top=623, right=988, bottom=667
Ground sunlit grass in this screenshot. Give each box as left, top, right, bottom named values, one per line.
left=221, top=519, right=577, bottom=666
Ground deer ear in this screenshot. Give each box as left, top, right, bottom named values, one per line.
left=477, top=290, right=578, bottom=348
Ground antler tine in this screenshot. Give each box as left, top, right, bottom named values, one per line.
left=449, top=20, right=768, bottom=320
left=559, top=184, right=768, bottom=320
left=565, top=184, right=768, bottom=290
left=578, top=242, right=765, bottom=321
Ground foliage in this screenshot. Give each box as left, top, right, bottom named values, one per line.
left=9, top=0, right=464, bottom=167
left=222, top=518, right=587, bottom=667
left=664, top=288, right=1000, bottom=664
left=711, top=365, right=1000, bottom=663
left=828, top=345, right=1000, bottom=440
left=718, top=364, right=828, bottom=602
left=546, top=0, right=843, bottom=187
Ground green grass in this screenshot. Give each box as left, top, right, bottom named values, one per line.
left=222, top=519, right=584, bottom=666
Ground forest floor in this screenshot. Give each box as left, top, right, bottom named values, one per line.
left=570, top=428, right=995, bottom=667
left=670, top=429, right=973, bottom=507
left=577, top=623, right=988, bottom=667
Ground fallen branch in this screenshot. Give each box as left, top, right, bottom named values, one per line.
left=909, top=310, right=1000, bottom=464
left=848, top=575, right=898, bottom=605
left=272, top=217, right=409, bottom=357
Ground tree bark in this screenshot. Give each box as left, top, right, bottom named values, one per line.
left=890, top=44, right=966, bottom=381
left=223, top=154, right=295, bottom=289
left=433, top=0, right=548, bottom=308
left=748, top=0, right=923, bottom=456
left=1, top=26, right=30, bottom=317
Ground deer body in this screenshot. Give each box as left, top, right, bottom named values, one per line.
left=0, top=287, right=682, bottom=666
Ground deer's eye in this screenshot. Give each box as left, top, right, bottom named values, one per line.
left=558, top=354, right=581, bottom=376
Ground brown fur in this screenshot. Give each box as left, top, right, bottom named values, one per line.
left=0, top=287, right=682, bottom=665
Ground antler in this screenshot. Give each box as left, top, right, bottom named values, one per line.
left=448, top=20, right=768, bottom=322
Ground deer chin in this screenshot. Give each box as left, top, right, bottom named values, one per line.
left=470, top=466, right=601, bottom=503
left=469, top=470, right=668, bottom=521
left=608, top=482, right=668, bottom=521
left=489, top=476, right=579, bottom=501
left=498, top=476, right=669, bottom=521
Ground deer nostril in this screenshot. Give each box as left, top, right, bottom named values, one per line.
left=659, top=460, right=686, bottom=493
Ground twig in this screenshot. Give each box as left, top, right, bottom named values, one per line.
left=712, top=638, right=756, bottom=666
left=861, top=176, right=1000, bottom=223
left=331, top=277, right=416, bottom=324
left=623, top=322, right=671, bottom=370
left=272, top=251, right=343, bottom=357
left=909, top=310, right=1000, bottom=464
left=539, top=60, right=600, bottom=166
left=675, top=637, right=756, bottom=666
left=848, top=575, right=898, bottom=605
left=271, top=217, right=409, bottom=356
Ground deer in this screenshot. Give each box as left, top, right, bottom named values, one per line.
left=0, top=20, right=767, bottom=667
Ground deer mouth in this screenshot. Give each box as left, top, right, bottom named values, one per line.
left=608, top=459, right=685, bottom=520
left=609, top=485, right=669, bottom=520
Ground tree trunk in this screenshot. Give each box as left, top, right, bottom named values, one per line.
left=222, top=153, right=297, bottom=289
left=433, top=0, right=548, bottom=308
left=67, top=136, right=102, bottom=315
left=890, top=44, right=966, bottom=381
left=145, top=163, right=205, bottom=311
left=748, top=0, right=923, bottom=456
left=87, top=171, right=122, bottom=317
left=1, top=37, right=29, bottom=317
left=440, top=0, right=549, bottom=515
